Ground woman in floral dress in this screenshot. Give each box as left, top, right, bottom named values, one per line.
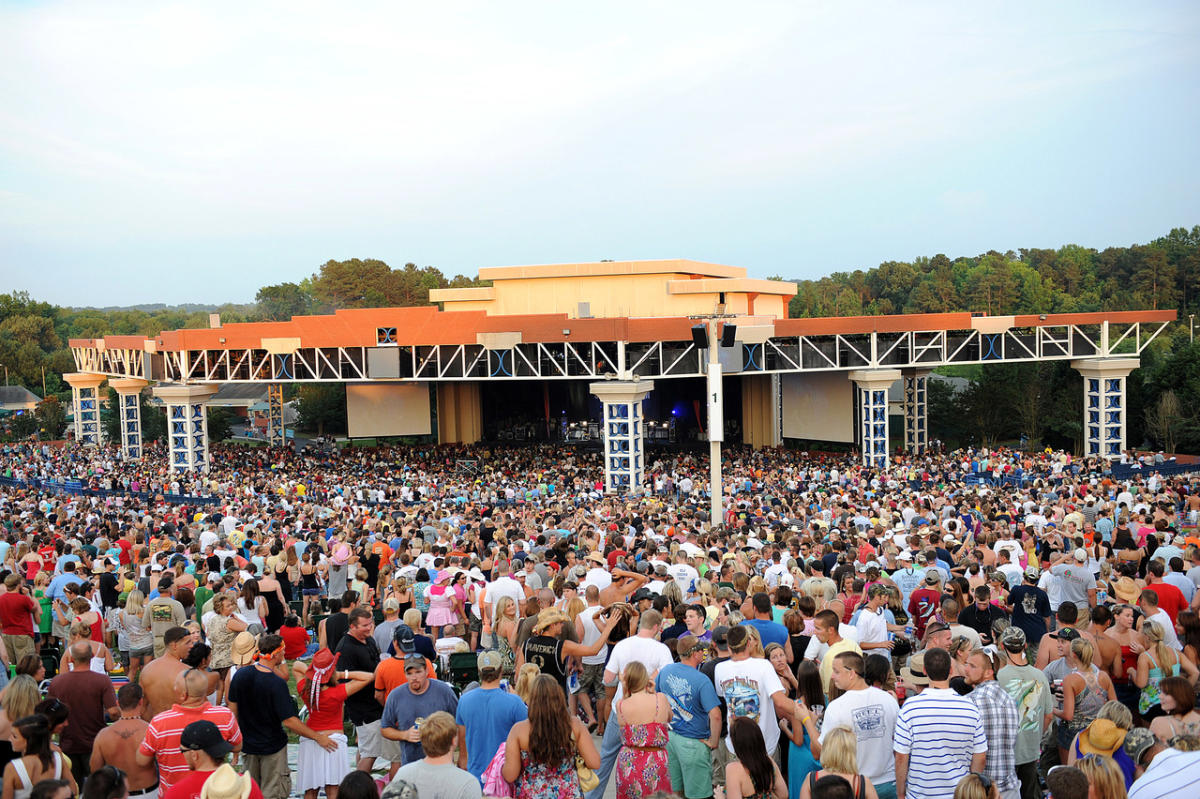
left=613, top=661, right=672, bottom=799
left=502, top=674, right=599, bottom=799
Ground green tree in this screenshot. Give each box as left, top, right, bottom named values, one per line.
left=35, top=396, right=68, bottom=439
left=207, top=407, right=235, bottom=442
left=296, top=383, right=347, bottom=435
left=255, top=282, right=314, bottom=321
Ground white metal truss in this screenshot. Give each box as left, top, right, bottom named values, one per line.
left=71, top=320, right=1172, bottom=383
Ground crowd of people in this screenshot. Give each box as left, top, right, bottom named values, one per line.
left=0, top=437, right=1198, bottom=799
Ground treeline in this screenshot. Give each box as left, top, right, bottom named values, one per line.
left=782, top=226, right=1200, bottom=452
left=787, top=226, right=1200, bottom=318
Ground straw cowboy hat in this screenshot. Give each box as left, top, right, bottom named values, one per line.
left=200, top=764, right=252, bottom=799
left=534, top=608, right=570, bottom=632
left=1113, top=577, right=1141, bottom=604
left=230, top=632, right=258, bottom=667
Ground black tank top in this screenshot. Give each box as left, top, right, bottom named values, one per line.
left=523, top=635, right=568, bottom=690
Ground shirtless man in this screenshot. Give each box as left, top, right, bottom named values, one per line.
left=598, top=568, right=650, bottom=606
left=91, top=684, right=159, bottom=798
left=1087, top=605, right=1123, bottom=681
left=139, top=626, right=192, bottom=720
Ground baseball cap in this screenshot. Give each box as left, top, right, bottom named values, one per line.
left=403, top=653, right=426, bottom=672
left=180, top=720, right=234, bottom=759
left=382, top=597, right=399, bottom=612
left=710, top=625, right=730, bottom=648
left=897, top=551, right=913, bottom=561
left=1073, top=548, right=1088, bottom=562
left=393, top=623, right=416, bottom=654
left=1024, top=565, right=1041, bottom=581
left=1001, top=626, right=1027, bottom=649
left=477, top=650, right=504, bottom=672
left=1123, top=728, right=1156, bottom=766
left=1053, top=627, right=1081, bottom=642
left=924, top=572, right=941, bottom=585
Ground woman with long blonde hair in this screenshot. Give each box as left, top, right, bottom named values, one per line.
left=513, top=663, right=541, bottom=705
left=117, top=590, right=153, bottom=682
left=798, top=726, right=877, bottom=799
left=1076, top=753, right=1128, bottom=799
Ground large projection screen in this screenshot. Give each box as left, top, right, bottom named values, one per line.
left=347, top=383, right=431, bottom=438
left=782, top=372, right=854, bottom=443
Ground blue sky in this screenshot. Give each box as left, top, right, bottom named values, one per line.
left=1, top=1, right=1198, bottom=307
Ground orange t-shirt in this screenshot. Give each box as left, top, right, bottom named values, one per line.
left=373, top=656, right=437, bottom=699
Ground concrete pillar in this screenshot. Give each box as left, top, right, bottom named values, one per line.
left=589, top=380, right=654, bottom=494
left=1073, top=358, right=1139, bottom=459
left=902, top=369, right=932, bottom=454
left=267, top=383, right=286, bottom=447
left=153, top=384, right=219, bottom=471
left=848, top=369, right=901, bottom=468
left=741, top=374, right=781, bottom=448
left=437, top=383, right=482, bottom=444
left=109, top=378, right=149, bottom=459
left=63, top=373, right=106, bottom=446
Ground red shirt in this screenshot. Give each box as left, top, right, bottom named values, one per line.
left=0, top=592, right=37, bottom=637
left=907, top=587, right=942, bottom=637
left=139, top=703, right=243, bottom=793
left=117, top=539, right=133, bottom=565
left=1146, top=580, right=1188, bottom=624
left=297, top=680, right=347, bottom=732
left=161, top=770, right=263, bottom=799
left=280, top=626, right=310, bottom=660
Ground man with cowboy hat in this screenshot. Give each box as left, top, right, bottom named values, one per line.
left=161, top=721, right=263, bottom=799
left=227, top=633, right=336, bottom=799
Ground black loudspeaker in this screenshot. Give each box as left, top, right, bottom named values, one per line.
left=720, top=324, right=737, bottom=348
left=691, top=325, right=709, bottom=348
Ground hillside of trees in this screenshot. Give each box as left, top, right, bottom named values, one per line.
left=2, top=231, right=1198, bottom=452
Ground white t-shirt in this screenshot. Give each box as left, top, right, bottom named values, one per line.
left=668, top=564, right=699, bottom=596
left=714, top=656, right=787, bottom=754
left=582, top=567, right=612, bottom=592
left=486, top=577, right=524, bottom=620
left=820, top=686, right=900, bottom=784
left=855, top=607, right=888, bottom=645
left=804, top=624, right=860, bottom=662
left=605, top=635, right=674, bottom=703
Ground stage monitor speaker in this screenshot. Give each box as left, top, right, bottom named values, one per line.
left=720, top=324, right=737, bottom=348
left=691, top=325, right=708, bottom=348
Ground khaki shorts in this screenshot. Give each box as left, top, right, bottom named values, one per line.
left=244, top=748, right=291, bottom=799
left=1, top=634, right=34, bottom=665
left=354, top=720, right=403, bottom=764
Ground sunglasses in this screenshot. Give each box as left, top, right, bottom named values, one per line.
left=971, top=772, right=992, bottom=792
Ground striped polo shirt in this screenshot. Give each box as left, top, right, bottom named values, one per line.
left=894, top=687, right=987, bottom=799
left=138, top=702, right=242, bottom=793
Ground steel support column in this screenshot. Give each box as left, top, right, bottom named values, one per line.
left=109, top=378, right=149, bottom=459
left=267, top=383, right=286, bottom=446
left=63, top=373, right=106, bottom=446
left=848, top=369, right=900, bottom=468
left=1072, top=358, right=1139, bottom=459
left=153, top=384, right=219, bottom=472
left=902, top=369, right=931, bottom=454
left=589, top=380, right=654, bottom=494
